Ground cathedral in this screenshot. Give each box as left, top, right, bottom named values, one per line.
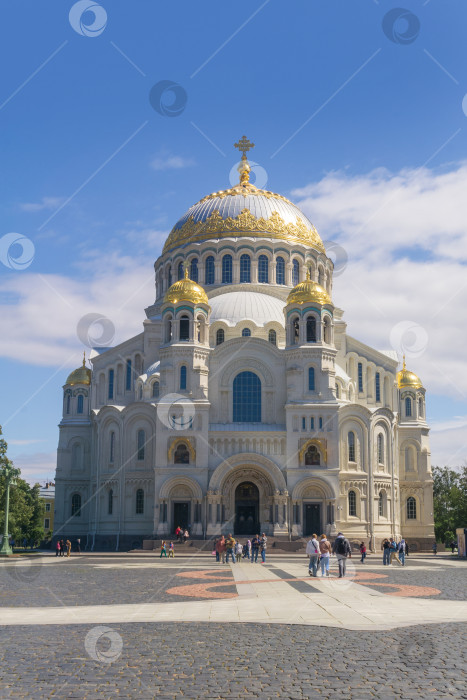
left=53, top=138, right=435, bottom=551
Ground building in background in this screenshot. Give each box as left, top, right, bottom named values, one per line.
left=53, top=139, right=435, bottom=551
left=39, top=482, right=55, bottom=535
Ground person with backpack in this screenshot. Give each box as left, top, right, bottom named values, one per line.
left=306, top=533, right=320, bottom=577
left=359, top=542, right=367, bottom=563
left=389, top=538, right=402, bottom=565
left=332, top=532, right=352, bottom=577
left=319, top=534, right=332, bottom=577
left=398, top=538, right=406, bottom=566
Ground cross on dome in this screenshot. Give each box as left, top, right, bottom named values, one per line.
left=234, top=135, right=255, bottom=159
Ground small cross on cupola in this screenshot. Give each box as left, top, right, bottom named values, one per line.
left=234, top=135, right=255, bottom=186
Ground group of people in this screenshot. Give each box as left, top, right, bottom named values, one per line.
left=159, top=541, right=175, bottom=557
left=174, top=526, right=189, bottom=543
left=382, top=537, right=408, bottom=566
left=55, top=538, right=78, bottom=557
left=214, top=534, right=268, bottom=563
left=306, top=533, right=353, bottom=578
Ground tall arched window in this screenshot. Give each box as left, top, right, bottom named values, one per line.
left=233, top=371, right=261, bottom=422
left=108, top=369, right=114, bottom=400
left=205, top=256, right=215, bottom=285
left=318, top=267, right=324, bottom=286
left=152, top=381, right=160, bottom=398
left=241, top=328, right=251, bottom=337
left=375, top=373, right=381, bottom=402
left=405, top=397, right=412, bottom=417
left=174, top=443, right=190, bottom=464
left=165, top=317, right=172, bottom=344
left=358, top=362, right=363, bottom=393
left=276, top=256, right=285, bottom=285
left=258, top=255, right=269, bottom=283
left=109, top=431, right=115, bottom=463
left=167, top=266, right=172, bottom=287
left=179, top=315, right=190, bottom=341
left=268, top=329, right=276, bottom=345
left=222, top=254, right=232, bottom=284
left=405, top=446, right=413, bottom=471
left=180, top=365, right=187, bottom=390
left=335, top=383, right=340, bottom=399
left=177, top=261, right=184, bottom=280
left=77, top=394, right=84, bottom=414
left=190, top=257, right=198, bottom=282
left=377, top=433, right=384, bottom=464
left=216, top=328, right=224, bottom=345
left=292, top=317, right=299, bottom=345
left=71, top=493, right=81, bottom=517
left=378, top=491, right=384, bottom=517
left=126, top=359, right=132, bottom=391
left=348, top=490, right=356, bottom=517
left=240, top=254, right=251, bottom=283
left=108, top=489, right=113, bottom=515
left=308, top=367, right=315, bottom=391
left=292, top=259, right=300, bottom=286
left=137, top=429, right=145, bottom=461
left=348, top=431, right=356, bottom=462
left=66, top=393, right=71, bottom=414
left=418, top=397, right=424, bottom=418
left=306, top=316, right=316, bottom=342
left=407, top=496, right=416, bottom=520
left=136, top=489, right=144, bottom=514
left=323, top=317, right=331, bottom=343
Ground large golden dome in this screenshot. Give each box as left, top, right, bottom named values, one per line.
left=287, top=275, right=332, bottom=306
left=164, top=268, right=209, bottom=305
left=397, top=358, right=423, bottom=389
left=162, top=138, right=324, bottom=255
left=66, top=355, right=91, bottom=386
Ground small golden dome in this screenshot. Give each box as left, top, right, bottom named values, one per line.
left=164, top=268, right=209, bottom=305
left=286, top=273, right=332, bottom=306
left=397, top=356, right=423, bottom=389
left=66, top=353, right=91, bottom=386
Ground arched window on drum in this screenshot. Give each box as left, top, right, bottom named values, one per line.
left=276, top=256, right=285, bottom=285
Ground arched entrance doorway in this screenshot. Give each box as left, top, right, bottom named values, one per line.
left=235, top=482, right=259, bottom=535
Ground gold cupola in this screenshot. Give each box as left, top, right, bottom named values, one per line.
left=66, top=352, right=92, bottom=386
left=163, top=267, right=209, bottom=305
left=286, top=271, right=332, bottom=306
left=397, top=356, right=423, bottom=389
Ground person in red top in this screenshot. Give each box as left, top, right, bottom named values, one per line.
left=175, top=526, right=181, bottom=542
left=359, top=541, right=367, bottom=563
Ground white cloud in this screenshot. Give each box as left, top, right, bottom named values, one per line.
left=430, top=422, right=467, bottom=468
left=8, top=439, right=47, bottom=446
left=150, top=154, right=195, bottom=171
left=292, top=162, right=467, bottom=399
left=12, top=450, right=56, bottom=485
left=20, top=197, right=66, bottom=213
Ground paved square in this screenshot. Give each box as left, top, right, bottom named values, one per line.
left=0, top=551, right=466, bottom=698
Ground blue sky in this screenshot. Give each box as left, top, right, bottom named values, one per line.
left=1, top=0, right=467, bottom=482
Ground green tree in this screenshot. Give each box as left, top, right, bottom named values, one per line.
left=432, top=465, right=467, bottom=542
left=0, top=426, right=45, bottom=546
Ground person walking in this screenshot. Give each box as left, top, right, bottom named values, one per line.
left=359, top=542, right=367, bottom=564
left=246, top=539, right=252, bottom=560
left=450, top=540, right=456, bottom=554
left=168, top=541, right=175, bottom=558
left=306, top=533, right=320, bottom=577
left=389, top=538, right=402, bottom=565
left=66, top=539, right=72, bottom=557
left=251, top=535, right=260, bottom=563
left=260, top=533, right=267, bottom=563
left=236, top=541, right=243, bottom=563
left=405, top=541, right=409, bottom=557
left=332, top=532, right=352, bottom=578
left=382, top=538, right=391, bottom=566
left=160, top=540, right=167, bottom=558
left=216, top=535, right=226, bottom=564
left=398, top=538, right=406, bottom=566
left=432, top=541, right=437, bottom=556
left=319, top=534, right=331, bottom=577
left=55, top=540, right=61, bottom=557
left=60, top=539, right=65, bottom=557
left=225, top=534, right=236, bottom=564
left=76, top=538, right=81, bottom=555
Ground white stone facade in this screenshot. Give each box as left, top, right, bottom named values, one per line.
left=54, top=188, right=435, bottom=551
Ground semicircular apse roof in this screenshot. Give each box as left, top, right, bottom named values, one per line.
left=209, top=291, right=285, bottom=327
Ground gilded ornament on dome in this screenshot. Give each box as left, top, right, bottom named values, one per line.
left=163, top=207, right=324, bottom=254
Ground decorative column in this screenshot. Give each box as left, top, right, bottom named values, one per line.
left=0, top=463, right=20, bottom=556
